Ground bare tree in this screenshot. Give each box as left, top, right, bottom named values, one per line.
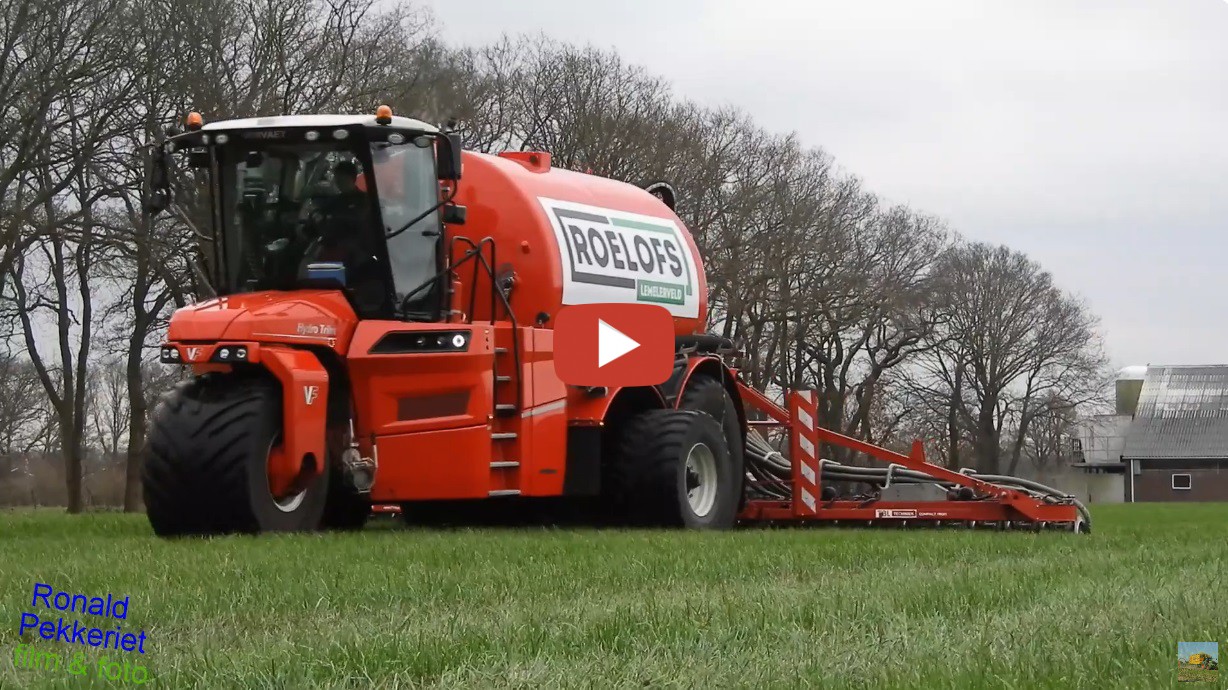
left=0, top=351, right=54, bottom=495
left=910, top=243, right=1108, bottom=474
left=803, top=206, right=949, bottom=461
left=0, top=0, right=132, bottom=292
left=9, top=200, right=104, bottom=513
left=87, top=358, right=130, bottom=466
left=1022, top=393, right=1081, bottom=478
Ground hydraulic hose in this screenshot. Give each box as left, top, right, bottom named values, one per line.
left=741, top=430, right=1092, bottom=528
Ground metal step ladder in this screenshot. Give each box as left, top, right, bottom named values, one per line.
left=489, top=329, right=521, bottom=496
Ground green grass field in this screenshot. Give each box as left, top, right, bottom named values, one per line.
left=2, top=504, right=1226, bottom=689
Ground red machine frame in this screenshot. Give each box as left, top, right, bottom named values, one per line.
left=735, top=384, right=1082, bottom=526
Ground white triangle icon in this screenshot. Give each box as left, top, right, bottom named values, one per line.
left=597, top=319, right=641, bottom=368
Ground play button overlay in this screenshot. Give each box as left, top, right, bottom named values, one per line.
left=597, top=319, right=640, bottom=367
left=555, top=304, right=674, bottom=387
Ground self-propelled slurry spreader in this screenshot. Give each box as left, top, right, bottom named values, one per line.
left=141, top=107, right=1088, bottom=536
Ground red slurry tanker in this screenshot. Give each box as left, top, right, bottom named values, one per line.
left=140, top=107, right=1089, bottom=535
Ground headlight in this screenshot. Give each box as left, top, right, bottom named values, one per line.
left=211, top=346, right=248, bottom=362
left=369, top=330, right=472, bottom=354
left=159, top=346, right=181, bottom=364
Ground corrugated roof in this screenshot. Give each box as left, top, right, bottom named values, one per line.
left=1122, top=365, right=1228, bottom=459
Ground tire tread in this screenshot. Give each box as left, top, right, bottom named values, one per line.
left=609, top=409, right=732, bottom=527
left=142, top=377, right=276, bottom=536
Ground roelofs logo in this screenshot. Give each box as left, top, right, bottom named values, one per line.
left=539, top=198, right=700, bottom=318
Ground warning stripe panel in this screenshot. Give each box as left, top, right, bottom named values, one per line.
left=798, top=408, right=814, bottom=431
left=789, top=389, right=822, bottom=516
left=799, top=435, right=816, bottom=459
left=800, top=462, right=816, bottom=485
left=800, top=487, right=816, bottom=512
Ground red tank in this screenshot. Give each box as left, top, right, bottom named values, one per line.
left=450, top=150, right=708, bottom=335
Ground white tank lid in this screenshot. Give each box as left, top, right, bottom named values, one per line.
left=1117, top=365, right=1147, bottom=380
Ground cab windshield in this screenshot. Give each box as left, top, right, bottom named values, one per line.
left=369, top=141, right=440, bottom=315
left=215, top=137, right=439, bottom=316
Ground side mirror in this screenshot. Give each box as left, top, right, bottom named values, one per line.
left=644, top=181, right=677, bottom=211
left=437, top=132, right=463, bottom=181
left=144, top=147, right=173, bottom=215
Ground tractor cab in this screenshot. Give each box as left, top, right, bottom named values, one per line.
left=147, top=108, right=462, bottom=321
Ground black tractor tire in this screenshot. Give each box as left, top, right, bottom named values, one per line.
left=610, top=409, right=739, bottom=529
left=679, top=374, right=746, bottom=504
left=320, top=462, right=371, bottom=531
left=142, top=375, right=328, bottom=536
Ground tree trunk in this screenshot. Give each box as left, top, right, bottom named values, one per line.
left=123, top=346, right=147, bottom=511
left=123, top=190, right=153, bottom=511
left=975, top=403, right=999, bottom=474
left=62, top=413, right=83, bottom=513
left=946, top=360, right=964, bottom=469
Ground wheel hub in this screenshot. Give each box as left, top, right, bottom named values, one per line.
left=273, top=489, right=307, bottom=513
left=684, top=442, right=718, bottom=517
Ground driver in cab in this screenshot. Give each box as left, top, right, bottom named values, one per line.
left=310, top=160, right=369, bottom=259
left=300, top=160, right=382, bottom=307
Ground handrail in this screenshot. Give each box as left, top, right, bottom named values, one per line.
left=399, top=235, right=523, bottom=415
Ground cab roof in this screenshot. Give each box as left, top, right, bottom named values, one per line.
left=200, top=114, right=440, bottom=133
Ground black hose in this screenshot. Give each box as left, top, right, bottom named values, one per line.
left=741, top=430, right=1092, bottom=529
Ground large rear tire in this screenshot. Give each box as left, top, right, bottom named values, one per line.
left=610, top=409, right=739, bottom=529
left=679, top=374, right=745, bottom=504
left=142, top=375, right=328, bottom=536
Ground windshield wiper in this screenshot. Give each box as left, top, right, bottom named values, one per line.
left=385, top=185, right=457, bottom=240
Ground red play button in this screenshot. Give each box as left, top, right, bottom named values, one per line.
left=554, top=304, right=674, bottom=387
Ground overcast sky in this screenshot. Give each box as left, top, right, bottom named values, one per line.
left=424, top=0, right=1228, bottom=370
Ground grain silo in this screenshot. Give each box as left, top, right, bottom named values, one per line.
left=1069, top=367, right=1145, bottom=503
left=1116, top=365, right=1146, bottom=415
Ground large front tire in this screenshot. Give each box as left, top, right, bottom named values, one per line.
left=610, top=409, right=739, bottom=529
left=142, top=375, right=328, bottom=536
left=679, top=374, right=745, bottom=504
